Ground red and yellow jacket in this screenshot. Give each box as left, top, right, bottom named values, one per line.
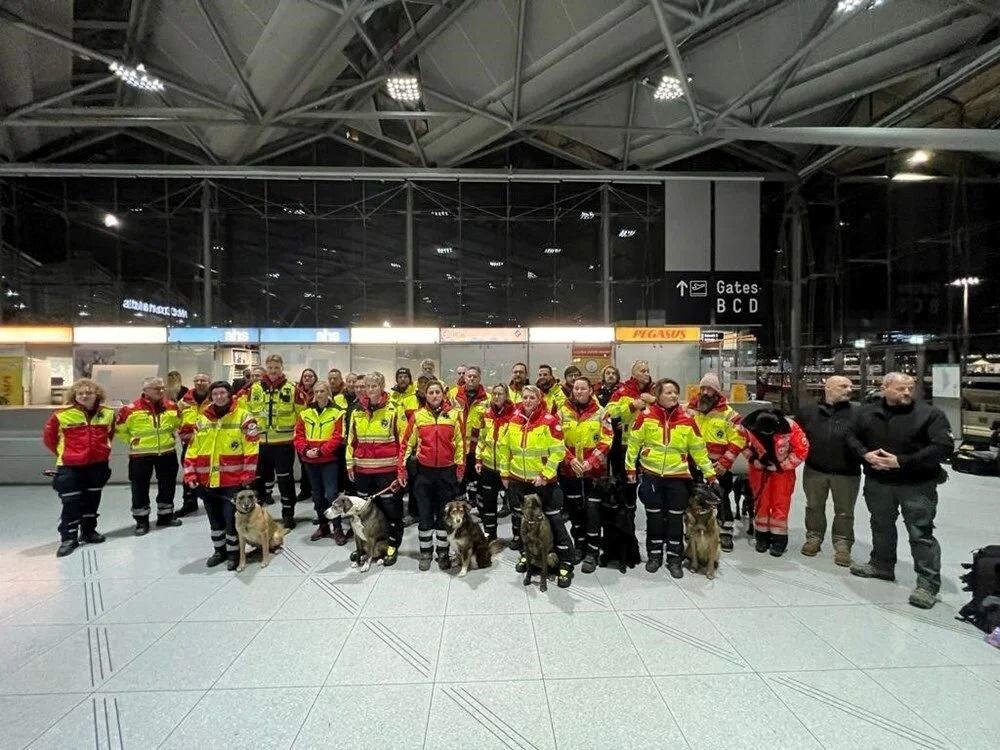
left=178, top=389, right=213, bottom=443
left=606, top=377, right=654, bottom=436
left=500, top=406, right=566, bottom=484
left=558, top=397, right=613, bottom=478
left=182, top=403, right=259, bottom=488
left=626, top=403, right=715, bottom=482
left=453, top=384, right=488, bottom=451
left=390, top=383, right=420, bottom=422
left=243, top=374, right=306, bottom=445
left=293, top=402, right=345, bottom=465
left=43, top=403, right=116, bottom=466
left=741, top=412, right=809, bottom=473
left=398, top=404, right=465, bottom=478
left=507, top=381, right=525, bottom=405
left=346, top=392, right=405, bottom=475
left=116, top=395, right=181, bottom=457
left=537, top=381, right=566, bottom=415
left=686, top=395, right=745, bottom=473
left=476, top=401, right=516, bottom=472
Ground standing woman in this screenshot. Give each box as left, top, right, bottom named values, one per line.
left=42, top=379, right=116, bottom=557
left=500, top=385, right=575, bottom=588
left=475, top=384, right=516, bottom=541
left=295, top=368, right=319, bottom=502
left=626, top=378, right=717, bottom=578
left=399, top=381, right=465, bottom=571
left=294, top=380, right=347, bottom=543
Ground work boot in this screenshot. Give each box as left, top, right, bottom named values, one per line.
left=720, top=533, right=734, bottom=553
left=134, top=520, right=150, bottom=537
left=383, top=546, right=398, bottom=567
left=175, top=500, right=199, bottom=517
left=79, top=530, right=106, bottom=544
left=801, top=537, right=822, bottom=557
left=573, top=547, right=585, bottom=565
left=833, top=540, right=852, bottom=567
left=156, top=517, right=182, bottom=528
left=402, top=514, right=417, bottom=528
left=769, top=533, right=788, bottom=557
left=297, top=489, right=312, bottom=502
left=908, top=587, right=937, bottom=609
left=755, top=531, right=771, bottom=553
left=226, top=552, right=238, bottom=571
left=282, top=511, right=296, bottom=531
left=498, top=500, right=512, bottom=518
left=332, top=526, right=348, bottom=546
left=437, top=554, right=452, bottom=571
left=645, top=554, right=663, bottom=573
left=418, top=552, right=433, bottom=572
left=205, top=550, right=227, bottom=568
left=56, top=538, right=79, bottom=558
left=666, top=556, right=684, bottom=579
left=850, top=562, right=895, bottom=581
left=509, top=537, right=523, bottom=552
left=310, top=520, right=331, bottom=542
left=581, top=553, right=598, bottom=574
left=515, top=555, right=529, bottom=573
left=557, top=566, right=573, bottom=588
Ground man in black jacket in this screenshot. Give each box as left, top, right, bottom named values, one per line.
left=847, top=372, right=953, bottom=609
left=797, top=375, right=862, bottom=567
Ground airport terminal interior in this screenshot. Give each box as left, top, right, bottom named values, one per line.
left=1, top=0, right=1000, bottom=748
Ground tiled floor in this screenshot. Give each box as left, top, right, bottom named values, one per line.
left=2, top=471, right=999, bottom=749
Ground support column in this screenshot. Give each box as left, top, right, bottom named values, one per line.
left=600, top=184, right=611, bottom=323
left=201, top=179, right=212, bottom=326
left=790, top=193, right=803, bottom=414
left=405, top=180, right=415, bottom=324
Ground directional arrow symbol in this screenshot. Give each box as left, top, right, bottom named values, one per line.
left=676, top=280, right=688, bottom=296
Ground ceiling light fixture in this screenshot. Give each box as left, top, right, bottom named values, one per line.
left=527, top=271, right=538, bottom=279
left=836, top=0, right=884, bottom=12
left=386, top=75, right=420, bottom=102
left=431, top=209, right=450, bottom=217
left=950, top=277, right=981, bottom=287
left=654, top=75, right=684, bottom=101
left=618, top=228, right=636, bottom=238
left=436, top=247, right=454, bottom=255
left=389, top=261, right=402, bottom=269
left=109, top=61, right=165, bottom=92
left=579, top=211, right=596, bottom=220
left=891, top=172, right=935, bottom=182
left=907, top=149, right=932, bottom=166
left=489, top=260, right=504, bottom=268
left=103, top=213, right=120, bottom=228
left=543, top=247, right=562, bottom=255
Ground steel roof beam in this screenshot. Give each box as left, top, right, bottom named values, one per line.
left=3, top=76, right=117, bottom=120
left=648, top=0, right=702, bottom=133
left=512, top=0, right=527, bottom=125
left=194, top=0, right=264, bottom=120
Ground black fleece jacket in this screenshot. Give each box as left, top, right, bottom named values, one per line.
left=847, top=399, right=953, bottom=484
left=796, top=399, right=862, bottom=476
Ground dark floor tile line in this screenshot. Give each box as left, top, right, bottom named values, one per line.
left=91, top=697, right=100, bottom=750
left=93, top=550, right=99, bottom=574
left=876, top=604, right=984, bottom=639
left=769, top=674, right=949, bottom=750
left=743, top=568, right=854, bottom=602
left=441, top=687, right=531, bottom=750
left=455, top=686, right=541, bottom=750
left=365, top=619, right=431, bottom=668
left=84, top=582, right=91, bottom=621
left=311, top=577, right=358, bottom=615
left=624, top=612, right=747, bottom=667
left=362, top=621, right=430, bottom=677
left=113, top=696, right=125, bottom=750
left=103, top=627, right=114, bottom=672
left=87, top=626, right=97, bottom=688
left=103, top=695, right=114, bottom=750
left=97, top=581, right=105, bottom=614
left=94, top=627, right=106, bottom=682
left=562, top=586, right=609, bottom=607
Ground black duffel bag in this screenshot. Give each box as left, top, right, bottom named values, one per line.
left=958, top=545, right=1000, bottom=633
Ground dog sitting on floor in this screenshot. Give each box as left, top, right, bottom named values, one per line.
left=595, top=476, right=641, bottom=573
left=685, top=483, right=722, bottom=579
left=443, top=500, right=504, bottom=577
left=325, top=494, right=388, bottom=572
left=520, top=493, right=558, bottom=592
left=231, top=488, right=288, bottom=571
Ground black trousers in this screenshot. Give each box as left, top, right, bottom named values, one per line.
left=637, top=473, right=692, bottom=559
left=54, top=462, right=111, bottom=541
left=559, top=475, right=602, bottom=555
left=507, top=480, right=575, bottom=568
left=691, top=465, right=734, bottom=536
left=129, top=452, right=179, bottom=522
left=180, top=442, right=198, bottom=506
left=255, top=443, right=296, bottom=517
left=413, top=465, right=458, bottom=557
left=460, top=451, right=478, bottom=498
left=355, top=472, right=403, bottom=548
left=478, top=466, right=502, bottom=539
left=201, top=487, right=238, bottom=556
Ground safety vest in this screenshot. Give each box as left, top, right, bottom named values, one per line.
left=453, top=385, right=488, bottom=448
left=389, top=384, right=420, bottom=421
left=183, top=404, right=260, bottom=489
left=606, top=377, right=654, bottom=437
left=558, top=397, right=613, bottom=478
left=346, top=393, right=405, bottom=475
left=399, top=405, right=465, bottom=471
left=507, top=382, right=525, bottom=405
left=500, top=406, right=566, bottom=483
left=476, top=401, right=515, bottom=472
left=293, top=403, right=345, bottom=464
left=43, top=403, right=116, bottom=466
left=116, top=396, right=181, bottom=457
left=538, top=382, right=566, bottom=415
left=686, top=396, right=746, bottom=471
left=626, top=403, right=715, bottom=481
left=179, top=390, right=213, bottom=442
left=245, top=376, right=300, bottom=444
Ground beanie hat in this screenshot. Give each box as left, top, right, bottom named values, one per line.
left=395, top=367, right=412, bottom=379
left=699, top=373, right=722, bottom=393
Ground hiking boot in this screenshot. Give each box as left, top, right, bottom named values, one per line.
left=755, top=531, right=771, bottom=553
left=720, top=533, right=734, bottom=553
left=156, top=517, right=182, bottom=528
left=666, top=557, right=684, bottom=579
left=226, top=552, right=238, bottom=571
left=205, top=550, right=227, bottom=568
left=498, top=501, right=512, bottom=519
left=557, top=567, right=573, bottom=588
left=383, top=546, right=398, bottom=567
left=56, top=539, right=79, bottom=558
left=645, top=554, right=663, bottom=573
left=418, top=552, right=432, bottom=572
left=849, top=562, right=895, bottom=581
left=175, top=500, right=199, bottom=517
left=282, top=514, right=296, bottom=531
left=332, top=527, right=348, bottom=546
left=515, top=555, right=529, bottom=573
left=801, top=538, right=822, bottom=557
left=769, top=534, right=788, bottom=557
left=509, top=537, right=523, bottom=552
left=833, top=541, right=852, bottom=567
left=79, top=530, right=106, bottom=544
left=310, top=521, right=330, bottom=542
left=134, top=522, right=150, bottom=537
left=572, top=547, right=585, bottom=565
left=908, top=588, right=937, bottom=609
left=437, top=554, right=452, bottom=571
left=581, top=553, right=598, bottom=574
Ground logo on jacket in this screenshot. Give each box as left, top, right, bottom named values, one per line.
left=230, top=440, right=240, bottom=450
left=381, top=418, right=390, bottom=428
left=715, top=428, right=725, bottom=440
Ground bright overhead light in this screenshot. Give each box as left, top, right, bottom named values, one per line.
left=579, top=211, right=596, bottom=220
left=77, top=310, right=91, bottom=317
left=907, top=149, right=932, bottom=166
left=543, top=247, right=562, bottom=255
left=836, top=0, right=884, bottom=12
left=891, top=172, right=935, bottom=182
left=109, top=61, right=164, bottom=92
left=386, top=75, right=420, bottom=102
left=5, top=289, right=19, bottom=298
left=382, top=320, right=392, bottom=328
left=103, top=213, right=120, bottom=228
left=489, top=260, right=504, bottom=267
left=950, top=277, right=981, bottom=287
left=389, top=261, right=402, bottom=269
left=526, top=271, right=538, bottom=279
left=618, top=228, right=637, bottom=238
left=436, top=247, right=454, bottom=255
left=431, top=209, right=450, bottom=217
left=654, top=75, right=684, bottom=101
left=266, top=272, right=280, bottom=279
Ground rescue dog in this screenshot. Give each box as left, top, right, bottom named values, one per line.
left=325, top=494, right=388, bottom=572
left=232, top=489, right=288, bottom=571
left=443, top=500, right=504, bottom=577
left=595, top=476, right=641, bottom=573
left=520, top=493, right=558, bottom=592
left=685, top=484, right=722, bottom=579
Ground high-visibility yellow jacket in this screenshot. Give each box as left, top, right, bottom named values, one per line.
left=293, top=403, right=345, bottom=464
left=558, top=397, right=613, bottom=478
left=453, top=384, right=488, bottom=451
left=346, top=392, right=406, bottom=475
left=686, top=395, right=745, bottom=472
left=538, top=382, right=566, bottom=415
left=507, top=382, right=525, bottom=405
left=183, top=403, right=260, bottom=488
left=476, top=401, right=516, bottom=472
left=43, top=403, right=116, bottom=466
left=398, top=404, right=464, bottom=475
left=626, top=403, right=715, bottom=482
left=178, top=390, right=213, bottom=443
left=244, top=375, right=303, bottom=445
left=606, top=377, right=654, bottom=438
left=500, top=406, right=566, bottom=484
left=116, top=395, right=181, bottom=457
left=389, top=384, right=419, bottom=421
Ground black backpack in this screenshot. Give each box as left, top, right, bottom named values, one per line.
left=958, top=545, right=1000, bottom=633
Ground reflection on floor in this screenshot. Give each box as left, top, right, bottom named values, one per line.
left=2, top=472, right=999, bottom=749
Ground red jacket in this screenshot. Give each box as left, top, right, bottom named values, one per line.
left=293, top=403, right=345, bottom=464
left=43, top=403, right=116, bottom=466
left=607, top=377, right=653, bottom=425
left=398, top=404, right=465, bottom=477
left=742, top=412, right=809, bottom=472
left=453, top=383, right=488, bottom=444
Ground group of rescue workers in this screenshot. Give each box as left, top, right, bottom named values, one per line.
left=42, top=356, right=811, bottom=588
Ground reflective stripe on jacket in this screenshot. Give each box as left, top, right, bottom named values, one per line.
left=390, top=384, right=420, bottom=422
left=179, top=390, right=212, bottom=442
left=346, top=393, right=405, bottom=475
left=538, top=382, right=566, bottom=415
left=43, top=404, right=116, bottom=466
left=626, top=403, right=715, bottom=481
left=500, top=406, right=566, bottom=484
left=244, top=376, right=302, bottom=444
left=476, top=401, right=516, bottom=472
left=116, top=395, right=181, bottom=457
left=182, top=404, right=260, bottom=488
left=453, top=385, right=488, bottom=448
left=398, top=405, right=465, bottom=475
left=558, top=397, right=613, bottom=478
left=686, top=396, right=745, bottom=471
left=293, top=403, right=345, bottom=464
left=606, top=377, right=653, bottom=436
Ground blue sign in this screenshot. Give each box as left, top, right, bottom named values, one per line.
left=168, top=327, right=259, bottom=344
left=258, top=328, right=350, bottom=344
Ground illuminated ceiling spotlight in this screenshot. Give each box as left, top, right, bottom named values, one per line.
left=103, top=213, right=120, bottom=228
left=435, top=247, right=454, bottom=255
left=386, top=75, right=420, bottom=102
left=431, top=209, right=450, bottom=217
left=543, top=246, right=562, bottom=255
left=653, top=74, right=684, bottom=101
left=109, top=61, right=165, bottom=92
left=891, top=172, right=935, bottom=182
left=579, top=211, right=596, bottom=220
left=488, top=260, right=504, bottom=267
left=836, top=0, right=884, bottom=12
left=618, top=228, right=637, bottom=238
left=907, top=149, right=932, bottom=166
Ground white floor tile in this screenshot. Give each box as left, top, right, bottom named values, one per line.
left=532, top=611, right=646, bottom=679
left=427, top=681, right=555, bottom=750
left=184, top=575, right=299, bottom=621
left=0, top=693, right=88, bottom=750
left=326, top=616, right=442, bottom=685
left=293, top=684, right=432, bottom=750
left=360, top=571, right=450, bottom=618
left=622, top=608, right=752, bottom=675
left=0, top=624, right=80, bottom=674
left=436, top=613, right=541, bottom=682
